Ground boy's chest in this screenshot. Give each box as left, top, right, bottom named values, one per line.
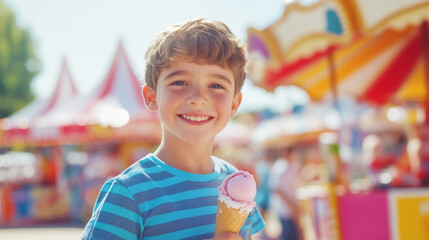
left=141, top=194, right=219, bottom=237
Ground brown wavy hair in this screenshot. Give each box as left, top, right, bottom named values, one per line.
left=144, top=18, right=247, bottom=94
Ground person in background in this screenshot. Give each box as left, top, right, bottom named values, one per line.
left=253, top=149, right=274, bottom=239
left=269, top=147, right=303, bottom=240
left=254, top=149, right=275, bottom=216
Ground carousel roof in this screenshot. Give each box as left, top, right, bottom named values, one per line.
left=247, top=0, right=429, bottom=106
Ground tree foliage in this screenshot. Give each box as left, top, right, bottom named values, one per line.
left=0, top=0, right=39, bottom=118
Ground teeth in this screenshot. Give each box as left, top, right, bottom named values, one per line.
left=182, top=114, right=209, bottom=122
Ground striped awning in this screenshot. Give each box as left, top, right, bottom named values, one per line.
left=247, top=0, right=429, bottom=105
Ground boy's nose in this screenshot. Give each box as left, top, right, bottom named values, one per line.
left=186, top=88, right=207, bottom=106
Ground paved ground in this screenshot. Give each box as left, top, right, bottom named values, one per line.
left=0, top=223, right=85, bottom=240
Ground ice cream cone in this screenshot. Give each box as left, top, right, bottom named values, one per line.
left=214, top=199, right=250, bottom=236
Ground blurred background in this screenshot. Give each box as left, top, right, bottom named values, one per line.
left=1, top=0, right=429, bottom=239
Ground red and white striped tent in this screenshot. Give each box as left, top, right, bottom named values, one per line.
left=1, top=42, right=161, bottom=146
left=6, top=59, right=79, bottom=125
left=0, top=59, right=79, bottom=144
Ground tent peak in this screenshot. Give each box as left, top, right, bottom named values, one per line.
left=40, top=58, right=79, bottom=115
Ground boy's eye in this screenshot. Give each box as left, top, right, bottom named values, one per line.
left=210, top=83, right=225, bottom=89
left=171, top=81, right=186, bottom=86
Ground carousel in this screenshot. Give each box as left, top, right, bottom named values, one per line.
left=247, top=0, right=429, bottom=239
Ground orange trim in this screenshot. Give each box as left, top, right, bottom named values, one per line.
left=335, top=0, right=363, bottom=33
left=363, top=2, right=429, bottom=34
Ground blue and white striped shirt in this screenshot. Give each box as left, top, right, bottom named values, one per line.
left=81, top=154, right=265, bottom=239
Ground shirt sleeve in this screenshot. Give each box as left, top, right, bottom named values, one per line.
left=238, top=206, right=265, bottom=239
left=250, top=207, right=265, bottom=235
left=81, top=179, right=143, bottom=240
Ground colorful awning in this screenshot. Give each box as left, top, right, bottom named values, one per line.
left=247, top=0, right=429, bottom=105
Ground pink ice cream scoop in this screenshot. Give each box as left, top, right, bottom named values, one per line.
left=218, top=171, right=257, bottom=213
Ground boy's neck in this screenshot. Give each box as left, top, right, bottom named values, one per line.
left=153, top=140, right=215, bottom=175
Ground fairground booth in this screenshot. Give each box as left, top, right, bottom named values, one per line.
left=247, top=0, right=429, bottom=239
left=0, top=42, right=161, bottom=226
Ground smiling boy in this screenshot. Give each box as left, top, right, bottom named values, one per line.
left=144, top=61, right=240, bottom=174
left=81, top=18, right=264, bottom=240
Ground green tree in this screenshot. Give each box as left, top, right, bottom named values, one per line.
left=0, top=0, right=39, bottom=118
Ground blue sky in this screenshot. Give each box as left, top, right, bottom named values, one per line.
left=4, top=0, right=310, bottom=113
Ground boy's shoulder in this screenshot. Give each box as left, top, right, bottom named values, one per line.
left=112, top=154, right=160, bottom=186
left=111, top=154, right=239, bottom=187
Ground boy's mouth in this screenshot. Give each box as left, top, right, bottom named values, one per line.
left=178, top=114, right=214, bottom=123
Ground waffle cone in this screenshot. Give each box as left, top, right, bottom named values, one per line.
left=214, top=199, right=250, bottom=236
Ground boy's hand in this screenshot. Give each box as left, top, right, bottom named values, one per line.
left=207, top=232, right=242, bottom=240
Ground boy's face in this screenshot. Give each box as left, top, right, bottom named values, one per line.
left=143, top=61, right=242, bottom=144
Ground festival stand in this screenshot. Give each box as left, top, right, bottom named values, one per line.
left=254, top=115, right=429, bottom=240
left=247, top=1, right=429, bottom=239
left=0, top=59, right=80, bottom=225
left=298, top=185, right=429, bottom=240
left=0, top=42, right=161, bottom=226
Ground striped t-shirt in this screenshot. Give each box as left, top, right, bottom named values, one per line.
left=81, top=154, right=265, bottom=240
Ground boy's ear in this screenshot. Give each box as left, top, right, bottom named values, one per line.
left=142, top=85, right=158, bottom=111
left=230, top=92, right=242, bottom=118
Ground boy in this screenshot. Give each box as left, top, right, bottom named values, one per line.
left=81, top=18, right=265, bottom=240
